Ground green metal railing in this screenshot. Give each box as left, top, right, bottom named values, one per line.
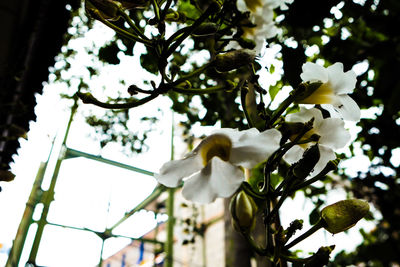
left=6, top=101, right=175, bottom=267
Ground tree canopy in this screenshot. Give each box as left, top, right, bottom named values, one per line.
left=53, top=0, right=400, bottom=265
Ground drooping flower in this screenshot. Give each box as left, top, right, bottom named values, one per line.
left=236, top=0, right=292, bottom=53
left=298, top=62, right=360, bottom=121
left=154, top=128, right=281, bottom=204
left=284, top=107, right=351, bottom=176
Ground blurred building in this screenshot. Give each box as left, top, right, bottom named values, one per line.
left=102, top=191, right=225, bottom=267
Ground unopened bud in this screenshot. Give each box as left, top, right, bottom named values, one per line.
left=293, top=144, right=320, bottom=180
left=230, top=191, right=258, bottom=232
left=192, top=22, right=219, bottom=37
left=304, top=245, right=335, bottom=267
left=214, top=49, right=256, bottom=72
left=321, top=199, right=369, bottom=234
left=238, top=37, right=256, bottom=50
left=119, top=0, right=150, bottom=10
left=280, top=122, right=306, bottom=141
left=85, top=0, right=122, bottom=21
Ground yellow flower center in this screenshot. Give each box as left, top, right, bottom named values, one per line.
left=290, top=129, right=317, bottom=149
left=244, top=0, right=263, bottom=12
left=300, top=82, right=335, bottom=104
left=243, top=26, right=256, bottom=37
left=199, top=134, right=232, bottom=166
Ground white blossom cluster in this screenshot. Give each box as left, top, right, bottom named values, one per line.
left=236, top=0, right=294, bottom=53
left=154, top=62, right=360, bottom=204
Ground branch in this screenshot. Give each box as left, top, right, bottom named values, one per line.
left=76, top=91, right=159, bottom=109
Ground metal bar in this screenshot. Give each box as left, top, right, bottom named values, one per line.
left=65, top=148, right=154, bottom=176
left=165, top=112, right=175, bottom=267
left=45, top=222, right=164, bottom=245
left=6, top=162, right=47, bottom=267
left=98, top=239, right=105, bottom=267
left=109, top=184, right=166, bottom=231
left=27, top=101, right=78, bottom=264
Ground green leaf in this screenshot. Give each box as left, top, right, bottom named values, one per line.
left=98, top=43, right=120, bottom=65
left=269, top=84, right=280, bottom=102
left=140, top=51, right=159, bottom=74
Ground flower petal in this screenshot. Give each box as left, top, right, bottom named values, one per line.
left=312, top=145, right=336, bottom=177
left=154, top=154, right=203, bottom=187
left=335, top=94, right=361, bottom=122
left=318, top=118, right=351, bottom=149
left=283, top=145, right=305, bottom=164
left=212, top=128, right=241, bottom=142
left=182, top=157, right=243, bottom=204
left=230, top=129, right=281, bottom=168
left=286, top=107, right=324, bottom=125
left=327, top=63, right=357, bottom=94
left=300, top=62, right=329, bottom=83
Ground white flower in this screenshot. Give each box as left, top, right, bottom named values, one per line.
left=236, top=0, right=281, bottom=54
left=154, top=128, right=282, bottom=204
left=299, top=62, right=360, bottom=121
left=284, top=107, right=351, bottom=176
left=268, top=0, right=294, bottom=10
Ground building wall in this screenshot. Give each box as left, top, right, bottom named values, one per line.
left=102, top=190, right=226, bottom=267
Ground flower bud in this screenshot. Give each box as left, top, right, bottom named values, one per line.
left=85, top=0, right=122, bottom=21
left=230, top=191, right=258, bottom=232
left=321, top=199, right=369, bottom=234
left=237, top=37, right=256, bottom=50
left=192, top=22, right=219, bottom=37
left=119, top=0, right=150, bottom=10
left=304, top=245, right=335, bottom=267
left=279, top=122, right=305, bottom=142
left=293, top=144, right=320, bottom=180
left=213, top=49, right=256, bottom=72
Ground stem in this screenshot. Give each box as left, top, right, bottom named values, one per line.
left=160, top=0, right=174, bottom=20
left=151, top=0, right=161, bottom=21
left=118, top=9, right=149, bottom=41
left=171, top=84, right=227, bottom=94
left=170, top=63, right=212, bottom=86
left=240, top=182, right=265, bottom=201
left=96, top=10, right=153, bottom=47
left=265, top=176, right=295, bottom=224
left=267, top=94, right=296, bottom=127
left=284, top=220, right=324, bottom=250
left=164, top=3, right=218, bottom=58
left=287, top=161, right=337, bottom=194
left=241, top=86, right=254, bottom=128
left=279, top=253, right=310, bottom=263
left=164, top=26, right=188, bottom=48
left=242, top=231, right=269, bottom=256
left=260, top=125, right=312, bottom=194
left=76, top=91, right=159, bottom=109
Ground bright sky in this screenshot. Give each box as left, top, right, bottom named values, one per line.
left=0, top=5, right=381, bottom=267
left=0, top=13, right=176, bottom=265
left=0, top=83, right=175, bottom=266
